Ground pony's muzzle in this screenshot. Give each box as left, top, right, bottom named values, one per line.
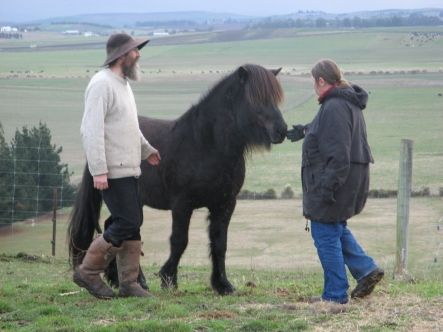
left=272, top=122, right=288, bottom=143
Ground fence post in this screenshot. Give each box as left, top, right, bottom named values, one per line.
left=51, top=188, right=57, bottom=257
left=394, top=139, right=413, bottom=280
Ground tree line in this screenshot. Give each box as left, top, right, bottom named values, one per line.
left=0, top=122, right=75, bottom=225
left=0, top=33, right=23, bottom=39
left=253, top=13, right=443, bottom=29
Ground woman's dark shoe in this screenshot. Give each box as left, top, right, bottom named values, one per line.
left=309, top=296, right=348, bottom=304
left=351, top=267, right=384, bottom=299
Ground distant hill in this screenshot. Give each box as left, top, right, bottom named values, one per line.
left=29, top=11, right=255, bottom=27
left=2, top=8, right=442, bottom=34
left=270, top=8, right=443, bottom=20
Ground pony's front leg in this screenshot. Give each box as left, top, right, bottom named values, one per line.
left=159, top=205, right=192, bottom=290
left=208, top=200, right=236, bottom=295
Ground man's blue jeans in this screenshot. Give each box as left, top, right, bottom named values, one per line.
left=311, top=220, right=377, bottom=303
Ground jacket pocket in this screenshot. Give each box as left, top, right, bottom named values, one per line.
left=302, top=167, right=308, bottom=192
left=302, top=166, right=318, bottom=193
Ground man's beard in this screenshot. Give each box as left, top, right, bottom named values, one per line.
left=122, top=59, right=140, bottom=81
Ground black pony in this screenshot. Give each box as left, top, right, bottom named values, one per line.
left=68, top=64, right=287, bottom=295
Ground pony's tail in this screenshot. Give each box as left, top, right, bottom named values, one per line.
left=67, top=165, right=103, bottom=268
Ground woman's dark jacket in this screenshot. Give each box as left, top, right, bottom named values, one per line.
left=302, top=85, right=374, bottom=223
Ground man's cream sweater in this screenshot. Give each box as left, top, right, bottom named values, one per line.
left=80, top=68, right=156, bottom=179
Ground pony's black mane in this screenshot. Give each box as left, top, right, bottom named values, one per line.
left=189, top=64, right=283, bottom=115
left=173, top=64, right=284, bottom=154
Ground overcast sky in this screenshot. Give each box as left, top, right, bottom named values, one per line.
left=2, top=0, right=442, bottom=22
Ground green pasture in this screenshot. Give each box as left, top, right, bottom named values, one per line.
left=0, top=27, right=442, bottom=191
left=1, top=255, right=443, bottom=331
left=1, top=197, right=442, bottom=330
left=1, top=184, right=442, bottom=331
left=2, top=27, right=443, bottom=73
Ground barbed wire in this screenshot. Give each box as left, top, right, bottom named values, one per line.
left=0, top=158, right=60, bottom=163
left=7, top=146, right=61, bottom=150
left=2, top=185, right=67, bottom=189
left=0, top=171, right=65, bottom=176
left=0, top=196, right=75, bottom=202
left=0, top=138, right=72, bottom=227
left=432, top=216, right=443, bottom=264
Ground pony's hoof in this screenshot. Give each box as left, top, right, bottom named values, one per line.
left=159, top=272, right=177, bottom=290
left=212, top=279, right=235, bottom=295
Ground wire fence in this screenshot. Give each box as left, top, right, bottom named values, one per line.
left=0, top=138, right=76, bottom=231
left=408, top=215, right=443, bottom=279
left=0, top=147, right=441, bottom=280
left=434, top=217, right=442, bottom=261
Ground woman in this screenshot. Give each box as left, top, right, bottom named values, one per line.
left=287, top=59, right=384, bottom=304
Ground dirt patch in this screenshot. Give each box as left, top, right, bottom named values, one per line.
left=324, top=294, right=443, bottom=331
left=238, top=294, right=443, bottom=330
left=199, top=310, right=237, bottom=319
left=0, top=224, right=23, bottom=237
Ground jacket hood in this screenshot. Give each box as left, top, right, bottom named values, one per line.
left=323, top=84, right=368, bottom=110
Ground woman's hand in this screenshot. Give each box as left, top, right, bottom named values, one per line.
left=286, top=124, right=306, bottom=142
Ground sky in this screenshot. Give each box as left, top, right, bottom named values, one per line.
left=1, top=0, right=442, bottom=22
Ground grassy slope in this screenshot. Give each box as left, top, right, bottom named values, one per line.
left=0, top=255, right=442, bottom=331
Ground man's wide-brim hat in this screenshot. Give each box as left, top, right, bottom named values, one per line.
left=103, top=33, right=149, bottom=66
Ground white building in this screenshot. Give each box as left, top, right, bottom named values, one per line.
left=83, top=31, right=98, bottom=37
left=1, top=26, right=18, bottom=32
left=153, top=31, right=170, bottom=36
left=62, top=30, right=80, bottom=35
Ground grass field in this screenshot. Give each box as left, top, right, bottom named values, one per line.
left=1, top=254, right=443, bottom=331
left=1, top=197, right=443, bottom=331
left=1, top=27, right=442, bottom=193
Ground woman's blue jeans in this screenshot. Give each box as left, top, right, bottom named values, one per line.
left=311, top=220, right=377, bottom=303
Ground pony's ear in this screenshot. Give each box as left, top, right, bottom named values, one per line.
left=238, top=66, right=248, bottom=83
left=271, top=67, right=282, bottom=76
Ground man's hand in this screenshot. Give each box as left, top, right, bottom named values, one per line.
left=93, top=174, right=108, bottom=190
left=147, top=150, right=161, bottom=166
left=286, top=124, right=306, bottom=142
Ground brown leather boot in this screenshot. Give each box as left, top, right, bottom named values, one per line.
left=73, top=235, right=120, bottom=299
left=117, top=240, right=152, bottom=297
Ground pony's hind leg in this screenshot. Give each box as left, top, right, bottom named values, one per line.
left=208, top=200, right=236, bottom=295
left=159, top=205, right=193, bottom=289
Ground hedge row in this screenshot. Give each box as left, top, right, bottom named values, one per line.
left=237, top=186, right=442, bottom=200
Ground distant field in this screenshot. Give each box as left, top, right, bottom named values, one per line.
left=1, top=197, right=442, bottom=280
left=0, top=27, right=442, bottom=192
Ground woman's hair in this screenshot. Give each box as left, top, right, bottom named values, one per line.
left=311, top=59, right=350, bottom=88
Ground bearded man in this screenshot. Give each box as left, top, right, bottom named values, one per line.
left=74, top=33, right=161, bottom=298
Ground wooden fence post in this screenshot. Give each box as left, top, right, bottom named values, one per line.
left=51, top=188, right=57, bottom=257
left=394, top=139, right=413, bottom=281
